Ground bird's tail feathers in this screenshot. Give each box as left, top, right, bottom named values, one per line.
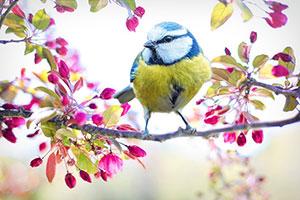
left=113, top=85, right=135, bottom=104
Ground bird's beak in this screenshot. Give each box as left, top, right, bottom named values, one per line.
left=144, top=41, right=156, bottom=49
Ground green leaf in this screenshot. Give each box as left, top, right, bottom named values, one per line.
left=25, top=42, right=35, bottom=55
left=211, top=55, right=247, bottom=71
left=253, top=88, right=274, bottom=100
left=35, top=86, right=61, bottom=103
left=103, top=105, right=123, bottom=127
left=253, top=54, right=269, bottom=69
left=279, top=47, right=296, bottom=73
left=32, top=9, right=50, bottom=30
left=88, top=0, right=108, bottom=12
left=123, top=0, right=136, bottom=10
left=283, top=95, right=298, bottom=112
left=56, top=0, right=78, bottom=9
left=210, top=2, right=234, bottom=30
left=43, top=48, right=57, bottom=70
left=206, top=81, right=221, bottom=97
left=41, top=122, right=57, bottom=137
left=35, top=45, right=44, bottom=57
left=72, top=147, right=98, bottom=174
left=56, top=128, right=78, bottom=139
left=3, top=13, right=25, bottom=29
left=235, top=0, right=253, bottom=22
left=40, top=0, right=47, bottom=2
left=93, top=139, right=105, bottom=148
left=250, top=99, right=266, bottom=110
left=5, top=26, right=26, bottom=38
left=228, top=69, right=246, bottom=87
left=238, top=42, right=250, bottom=63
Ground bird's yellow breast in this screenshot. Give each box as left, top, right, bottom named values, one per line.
left=133, top=54, right=211, bottom=112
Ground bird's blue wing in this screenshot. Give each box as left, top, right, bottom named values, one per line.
left=130, top=52, right=142, bottom=82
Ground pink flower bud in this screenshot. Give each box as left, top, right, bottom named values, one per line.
left=27, top=130, right=40, bottom=138
left=252, top=129, right=263, bottom=143
left=98, top=153, right=123, bottom=177
left=265, top=12, right=288, bottom=28
left=58, top=60, right=70, bottom=79
left=30, top=157, right=43, bottom=167
left=121, top=103, right=131, bottom=116
left=10, top=117, right=25, bottom=127
left=128, top=145, right=146, bottom=157
left=28, top=13, right=33, bottom=23
left=126, top=16, right=139, bottom=32
left=224, top=47, right=231, bottom=55
left=272, top=52, right=293, bottom=62
left=39, top=142, right=47, bottom=152
left=223, top=132, right=236, bottom=143
left=266, top=1, right=288, bottom=12
left=79, top=170, right=92, bottom=183
left=100, top=170, right=108, bottom=182
left=271, top=65, right=289, bottom=77
left=61, top=95, right=70, bottom=106
left=92, top=114, right=103, bottom=126
left=74, top=111, right=87, bottom=126
left=250, top=31, right=257, bottom=43
left=65, top=173, right=76, bottom=189
left=2, top=103, right=18, bottom=109
left=12, top=5, right=25, bottom=18
left=134, top=6, right=145, bottom=18
left=100, top=88, right=116, bottom=100
left=226, top=67, right=234, bottom=73
left=237, top=133, right=246, bottom=146
left=45, top=41, right=56, bottom=48
left=2, top=128, right=17, bottom=143
left=55, top=5, right=65, bottom=13
left=34, top=53, right=42, bottom=64
left=88, top=103, right=97, bottom=109
left=48, top=72, right=59, bottom=84
left=56, top=46, right=68, bottom=56
left=49, top=18, right=56, bottom=26
left=56, top=37, right=68, bottom=46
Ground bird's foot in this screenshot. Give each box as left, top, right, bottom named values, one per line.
left=178, top=125, right=197, bottom=134
left=141, top=129, right=149, bottom=139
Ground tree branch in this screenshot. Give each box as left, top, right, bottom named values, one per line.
left=0, top=38, right=27, bottom=44
left=0, top=108, right=299, bottom=142
left=0, top=0, right=19, bottom=30
left=250, top=78, right=300, bottom=98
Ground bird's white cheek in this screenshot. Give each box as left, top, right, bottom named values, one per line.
left=157, top=37, right=193, bottom=64
left=142, top=48, right=152, bottom=63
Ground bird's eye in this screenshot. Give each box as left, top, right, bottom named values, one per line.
left=163, top=36, right=173, bottom=43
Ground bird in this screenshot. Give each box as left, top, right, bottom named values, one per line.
left=114, top=21, right=211, bottom=135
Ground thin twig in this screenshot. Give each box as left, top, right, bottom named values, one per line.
left=0, top=37, right=27, bottom=44
left=0, top=108, right=299, bottom=142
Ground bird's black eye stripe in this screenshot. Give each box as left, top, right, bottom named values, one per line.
left=163, top=35, right=173, bottom=43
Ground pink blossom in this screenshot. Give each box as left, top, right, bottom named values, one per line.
left=98, top=153, right=123, bottom=177
left=266, top=1, right=288, bottom=12
left=74, top=111, right=87, bottom=126
left=30, top=157, right=43, bottom=167
left=12, top=5, right=25, bottom=18
left=223, top=132, right=236, bottom=144
left=265, top=12, right=288, bottom=28
left=204, top=115, right=219, bottom=125
left=121, top=103, right=131, bottom=116
left=92, top=114, right=103, bottom=126
left=252, top=129, right=264, bottom=143
left=61, top=95, right=70, bottom=106
left=48, top=72, right=59, bottom=84
left=250, top=31, right=257, bottom=43
left=224, top=47, right=231, bottom=56
left=271, top=65, right=289, bottom=77
left=58, top=60, right=70, bottom=79
left=39, top=142, right=47, bottom=152
left=56, top=46, right=68, bottom=56
left=79, top=170, right=92, bottom=183
left=126, top=16, right=139, bottom=32
left=34, top=53, right=42, bottom=64
left=100, top=88, right=116, bottom=100
left=2, top=128, right=16, bottom=143
left=237, top=133, right=246, bottom=146
left=134, top=6, right=145, bottom=18
left=88, top=103, right=97, bottom=109
left=128, top=145, right=146, bottom=157
left=45, top=41, right=56, bottom=48
left=56, top=37, right=68, bottom=46
left=65, top=173, right=76, bottom=189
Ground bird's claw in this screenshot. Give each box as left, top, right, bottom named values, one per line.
left=178, top=125, right=197, bottom=134
left=141, top=129, right=149, bottom=139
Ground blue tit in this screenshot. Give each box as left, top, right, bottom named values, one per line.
left=114, top=21, right=211, bottom=134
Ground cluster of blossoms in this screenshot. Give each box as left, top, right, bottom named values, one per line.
left=196, top=30, right=296, bottom=147
left=264, top=1, right=288, bottom=28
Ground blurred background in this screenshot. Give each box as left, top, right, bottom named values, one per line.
left=0, top=0, right=300, bottom=199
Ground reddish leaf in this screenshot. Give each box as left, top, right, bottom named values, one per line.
left=46, top=152, right=57, bottom=183
left=73, top=77, right=83, bottom=93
